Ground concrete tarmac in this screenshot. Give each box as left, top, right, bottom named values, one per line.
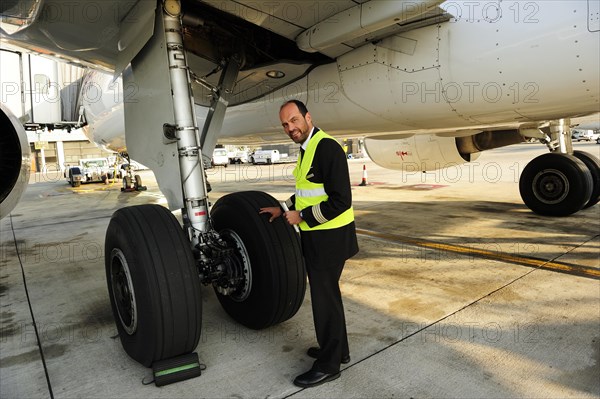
left=1, top=142, right=599, bottom=398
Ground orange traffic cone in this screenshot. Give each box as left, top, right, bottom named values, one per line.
left=359, top=164, right=368, bottom=186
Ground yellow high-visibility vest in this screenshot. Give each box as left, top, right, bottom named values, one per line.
left=293, top=130, right=354, bottom=231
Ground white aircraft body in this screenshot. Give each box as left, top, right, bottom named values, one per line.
left=1, top=0, right=599, bottom=372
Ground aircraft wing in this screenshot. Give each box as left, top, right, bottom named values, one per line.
left=1, top=0, right=448, bottom=109
left=197, top=1, right=449, bottom=58
left=176, top=0, right=449, bottom=107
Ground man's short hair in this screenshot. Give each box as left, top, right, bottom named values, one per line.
left=281, top=100, right=308, bottom=117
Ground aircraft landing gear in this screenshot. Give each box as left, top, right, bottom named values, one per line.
left=104, top=2, right=305, bottom=372
left=119, top=153, right=147, bottom=192
left=519, top=119, right=599, bottom=216
left=573, top=151, right=600, bottom=208
left=519, top=153, right=592, bottom=216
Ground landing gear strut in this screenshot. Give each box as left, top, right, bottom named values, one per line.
left=519, top=118, right=599, bottom=216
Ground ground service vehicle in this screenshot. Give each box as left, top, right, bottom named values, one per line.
left=572, top=130, right=600, bottom=142
left=228, top=150, right=249, bottom=164
left=211, top=148, right=229, bottom=166
left=66, top=158, right=114, bottom=187
left=252, top=150, right=280, bottom=165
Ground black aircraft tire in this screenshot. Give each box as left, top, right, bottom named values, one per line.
left=105, top=205, right=202, bottom=367
left=123, top=176, right=132, bottom=190
left=211, top=191, right=306, bottom=329
left=573, top=151, right=600, bottom=208
left=519, top=153, right=593, bottom=216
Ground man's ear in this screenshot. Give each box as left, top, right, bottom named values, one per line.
left=305, top=112, right=312, bottom=126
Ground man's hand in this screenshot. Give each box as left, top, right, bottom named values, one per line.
left=283, top=210, right=302, bottom=226
left=259, top=207, right=303, bottom=227
left=259, top=206, right=282, bottom=222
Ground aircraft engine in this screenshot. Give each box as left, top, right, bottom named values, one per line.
left=0, top=104, right=30, bottom=220
left=363, top=130, right=526, bottom=172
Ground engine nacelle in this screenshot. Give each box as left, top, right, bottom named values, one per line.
left=0, top=103, right=31, bottom=220
left=364, top=134, right=480, bottom=172
left=364, top=130, right=528, bottom=172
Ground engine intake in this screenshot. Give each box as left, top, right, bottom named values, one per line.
left=0, top=103, right=30, bottom=219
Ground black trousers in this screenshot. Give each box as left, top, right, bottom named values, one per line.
left=306, top=259, right=349, bottom=374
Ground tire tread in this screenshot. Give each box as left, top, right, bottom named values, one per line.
left=211, top=191, right=306, bottom=329
left=105, top=205, right=201, bottom=366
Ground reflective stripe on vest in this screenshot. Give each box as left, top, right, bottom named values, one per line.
left=295, top=187, right=327, bottom=197
left=293, top=130, right=354, bottom=231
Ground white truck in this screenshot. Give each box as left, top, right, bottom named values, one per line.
left=251, top=149, right=280, bottom=165
left=66, top=157, right=115, bottom=187
left=211, top=148, right=229, bottom=167
left=228, top=150, right=249, bottom=164
left=571, top=130, right=600, bottom=142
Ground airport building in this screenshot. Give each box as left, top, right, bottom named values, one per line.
left=26, top=129, right=114, bottom=173
left=1, top=48, right=114, bottom=173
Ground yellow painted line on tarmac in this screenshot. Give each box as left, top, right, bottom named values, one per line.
left=70, top=181, right=122, bottom=193
left=356, top=228, right=600, bottom=280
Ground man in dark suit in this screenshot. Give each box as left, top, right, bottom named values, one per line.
left=259, top=99, right=359, bottom=388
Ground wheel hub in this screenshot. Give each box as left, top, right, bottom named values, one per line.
left=217, top=229, right=252, bottom=302
left=532, top=168, right=569, bottom=204
left=110, top=248, right=138, bottom=335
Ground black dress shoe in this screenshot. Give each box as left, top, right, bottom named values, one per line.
left=307, top=347, right=351, bottom=364
left=293, top=369, right=340, bottom=388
